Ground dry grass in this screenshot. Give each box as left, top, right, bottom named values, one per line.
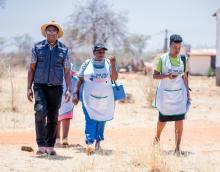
left=0, top=58, right=7, bottom=92
left=0, top=59, right=5, bottom=79
left=0, top=67, right=33, bottom=130
left=137, top=72, right=157, bottom=108
left=0, top=68, right=220, bottom=171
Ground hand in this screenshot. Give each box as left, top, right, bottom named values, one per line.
left=168, top=73, right=178, bottom=79
left=27, top=88, right=33, bottom=102
left=65, top=90, right=71, bottom=103
left=108, top=55, right=116, bottom=67
left=187, top=91, right=191, bottom=100
left=72, top=93, right=79, bottom=105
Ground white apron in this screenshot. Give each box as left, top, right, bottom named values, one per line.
left=59, top=76, right=77, bottom=115
left=82, top=59, right=115, bottom=121
left=155, top=54, right=187, bottom=115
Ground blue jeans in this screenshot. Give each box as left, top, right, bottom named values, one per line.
left=82, top=105, right=106, bottom=144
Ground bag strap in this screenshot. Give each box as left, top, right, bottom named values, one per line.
left=180, top=54, right=190, bottom=77
left=180, top=54, right=186, bottom=73
left=83, top=58, right=92, bottom=71
left=180, top=54, right=192, bottom=91
left=111, top=80, right=120, bottom=90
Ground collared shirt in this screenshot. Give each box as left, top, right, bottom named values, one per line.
left=30, top=40, right=71, bottom=69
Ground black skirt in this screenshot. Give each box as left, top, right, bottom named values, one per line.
left=159, top=112, right=185, bottom=122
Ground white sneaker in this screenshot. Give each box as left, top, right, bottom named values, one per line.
left=36, top=147, right=46, bottom=155
left=46, top=147, right=56, bottom=156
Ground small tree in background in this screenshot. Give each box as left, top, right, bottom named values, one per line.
left=65, top=0, right=128, bottom=50
left=124, top=34, right=151, bottom=57
left=64, top=0, right=152, bottom=70
left=113, top=34, right=150, bottom=70
left=0, top=37, right=5, bottom=53
left=0, top=0, right=6, bottom=8
left=12, top=33, right=33, bottom=66
left=13, top=34, right=33, bottom=55
left=0, top=0, right=7, bottom=53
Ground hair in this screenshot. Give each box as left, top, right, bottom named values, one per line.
left=169, top=34, right=183, bottom=45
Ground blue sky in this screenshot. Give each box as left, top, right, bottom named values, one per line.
left=0, top=0, right=219, bottom=51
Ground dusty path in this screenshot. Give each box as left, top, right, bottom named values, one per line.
left=1, top=72, right=220, bottom=171
left=1, top=120, right=220, bottom=150
left=1, top=122, right=220, bottom=172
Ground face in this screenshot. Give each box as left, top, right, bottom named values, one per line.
left=45, top=25, right=59, bottom=43
left=170, top=42, right=181, bottom=57
left=94, top=49, right=106, bottom=60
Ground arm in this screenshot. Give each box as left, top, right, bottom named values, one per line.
left=64, top=67, right=71, bottom=102
left=153, top=58, right=171, bottom=80
left=72, top=77, right=83, bottom=105
left=153, top=70, right=177, bottom=80
left=182, top=57, right=191, bottom=99
left=64, top=67, right=71, bottom=92
left=153, top=70, right=168, bottom=79
left=111, top=65, right=118, bottom=81
left=27, top=63, right=36, bottom=102
left=63, top=50, right=72, bottom=102
left=109, top=55, right=118, bottom=81
left=27, top=48, right=37, bottom=102
left=72, top=60, right=87, bottom=105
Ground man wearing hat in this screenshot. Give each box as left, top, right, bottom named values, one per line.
left=27, top=21, right=71, bottom=155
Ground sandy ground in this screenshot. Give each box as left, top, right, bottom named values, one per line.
left=0, top=69, right=220, bottom=172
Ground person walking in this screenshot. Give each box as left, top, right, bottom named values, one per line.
left=72, top=43, right=118, bottom=155
left=27, top=20, right=71, bottom=155
left=153, top=34, right=190, bottom=154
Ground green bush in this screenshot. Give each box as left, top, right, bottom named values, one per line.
left=207, top=67, right=215, bottom=77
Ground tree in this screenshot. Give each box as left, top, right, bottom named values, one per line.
left=0, top=0, right=6, bottom=8
left=0, top=0, right=7, bottom=53
left=123, top=34, right=150, bottom=57
left=65, top=0, right=128, bottom=49
left=13, top=34, right=33, bottom=55
left=0, top=37, right=5, bottom=53
left=12, top=34, right=33, bottom=66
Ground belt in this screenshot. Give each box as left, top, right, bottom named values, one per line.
left=46, top=84, right=62, bottom=87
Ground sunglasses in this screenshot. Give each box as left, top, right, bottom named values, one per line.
left=46, top=29, right=58, bottom=34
